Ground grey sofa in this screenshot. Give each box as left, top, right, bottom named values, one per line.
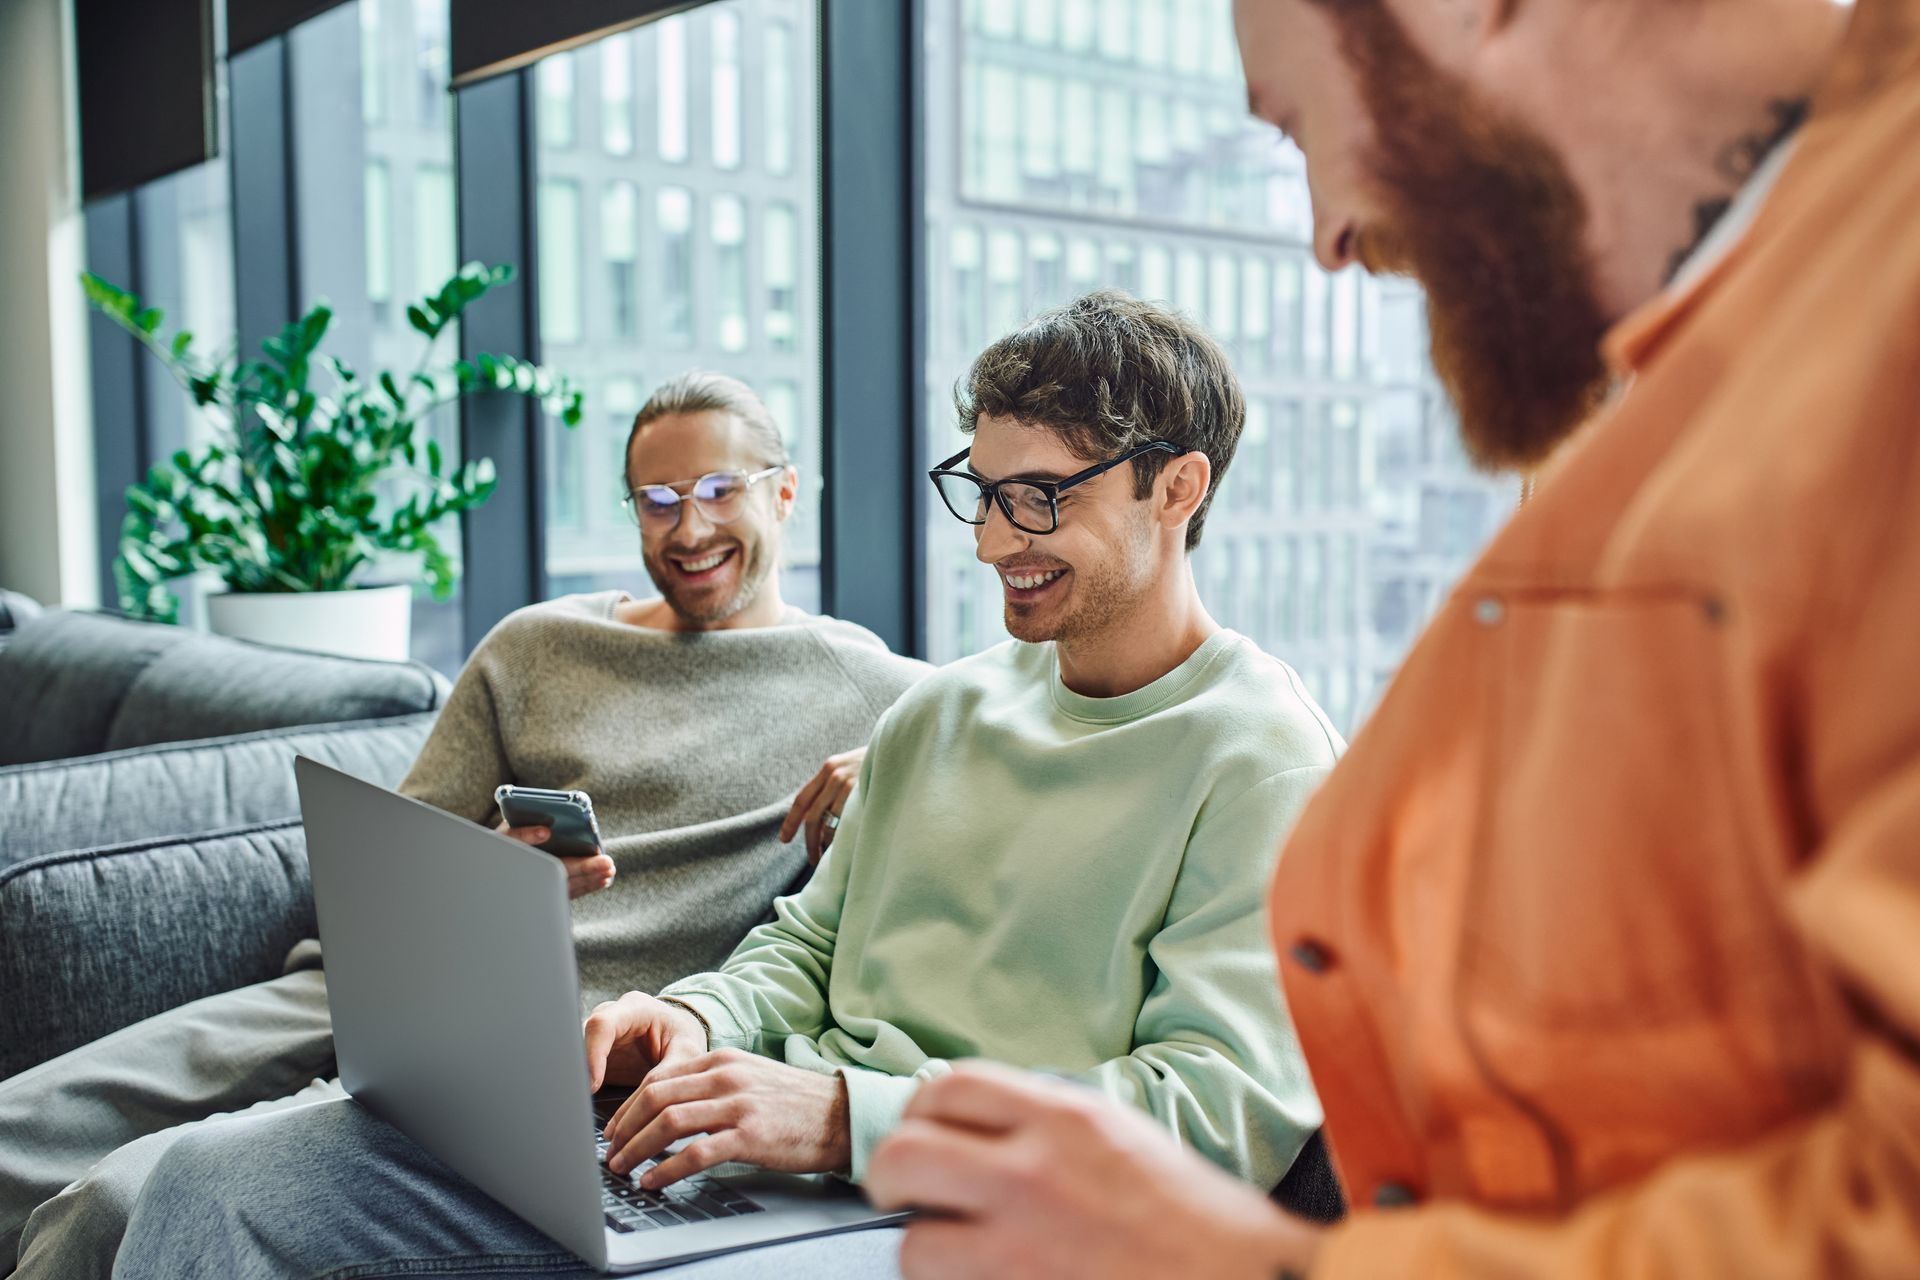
left=0, top=607, right=447, bottom=1079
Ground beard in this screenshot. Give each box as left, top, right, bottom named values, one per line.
left=642, top=534, right=774, bottom=626
left=1002, top=514, right=1157, bottom=646
left=1320, top=0, right=1614, bottom=470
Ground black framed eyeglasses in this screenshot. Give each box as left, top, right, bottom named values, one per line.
left=622, top=465, right=786, bottom=529
left=928, top=440, right=1182, bottom=536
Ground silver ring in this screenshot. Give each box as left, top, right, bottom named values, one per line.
left=823, top=812, right=841, bottom=830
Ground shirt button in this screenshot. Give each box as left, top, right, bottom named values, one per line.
left=1374, top=1182, right=1418, bottom=1208
left=1472, top=596, right=1505, bottom=627
left=1289, top=939, right=1333, bottom=973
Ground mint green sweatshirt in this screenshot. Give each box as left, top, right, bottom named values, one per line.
left=659, top=629, right=1342, bottom=1186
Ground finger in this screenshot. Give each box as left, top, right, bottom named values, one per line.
left=564, top=854, right=616, bottom=897
left=605, top=1065, right=722, bottom=1151
left=640, top=1132, right=745, bottom=1190
left=607, top=1086, right=648, bottom=1148
left=583, top=1011, right=623, bottom=1094
left=802, top=786, right=840, bottom=862
left=638, top=1048, right=726, bottom=1089
left=901, top=1062, right=1066, bottom=1133
left=781, top=768, right=830, bottom=843
left=612, top=1096, right=738, bottom=1175
left=866, top=1120, right=1007, bottom=1216
left=816, top=776, right=856, bottom=856
left=503, top=826, right=551, bottom=845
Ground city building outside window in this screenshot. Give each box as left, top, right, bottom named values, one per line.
left=532, top=1, right=822, bottom=612
left=922, top=0, right=1516, bottom=735
left=601, top=35, right=635, bottom=156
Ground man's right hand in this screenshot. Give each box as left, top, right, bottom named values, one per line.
left=495, top=821, right=616, bottom=899
left=583, top=991, right=710, bottom=1093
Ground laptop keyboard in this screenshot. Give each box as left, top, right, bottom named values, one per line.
left=596, top=1127, right=764, bottom=1234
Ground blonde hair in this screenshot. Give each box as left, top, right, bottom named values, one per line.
left=624, top=371, right=790, bottom=486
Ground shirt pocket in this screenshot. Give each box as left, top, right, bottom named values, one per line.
left=1451, top=586, right=1834, bottom=1182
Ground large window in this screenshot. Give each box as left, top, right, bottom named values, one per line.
left=534, top=1, right=823, bottom=612
left=332, top=0, right=460, bottom=672
left=133, top=158, right=235, bottom=464
left=920, top=0, right=1516, bottom=735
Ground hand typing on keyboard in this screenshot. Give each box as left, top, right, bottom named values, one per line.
left=599, top=1046, right=853, bottom=1191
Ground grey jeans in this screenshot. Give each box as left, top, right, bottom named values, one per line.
left=0, top=961, right=337, bottom=1280
left=112, top=1096, right=904, bottom=1280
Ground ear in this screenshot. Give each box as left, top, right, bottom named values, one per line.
left=1155, top=451, right=1213, bottom=536
left=773, top=466, right=800, bottom=521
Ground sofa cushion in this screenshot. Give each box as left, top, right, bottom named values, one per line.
left=0, top=610, right=448, bottom=765
left=0, top=818, right=314, bottom=1080
left=0, top=589, right=42, bottom=647
left=0, top=612, right=184, bottom=764
left=0, top=711, right=435, bottom=869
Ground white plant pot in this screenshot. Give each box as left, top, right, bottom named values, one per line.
left=206, top=584, right=414, bottom=662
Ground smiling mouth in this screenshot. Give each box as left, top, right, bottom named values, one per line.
left=999, top=566, right=1069, bottom=599
left=669, top=548, right=737, bottom=580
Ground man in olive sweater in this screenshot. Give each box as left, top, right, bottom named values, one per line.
left=119, top=292, right=1342, bottom=1280
left=0, top=372, right=925, bottom=1280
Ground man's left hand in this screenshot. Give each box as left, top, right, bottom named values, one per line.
left=867, top=1062, right=1323, bottom=1280
left=603, top=1049, right=852, bottom=1189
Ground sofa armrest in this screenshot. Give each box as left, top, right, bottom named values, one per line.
left=0, top=819, right=313, bottom=1081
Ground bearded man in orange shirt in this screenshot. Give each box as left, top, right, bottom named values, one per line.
left=867, top=0, right=1920, bottom=1275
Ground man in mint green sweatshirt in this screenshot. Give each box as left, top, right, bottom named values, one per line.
left=114, top=290, right=1342, bottom=1280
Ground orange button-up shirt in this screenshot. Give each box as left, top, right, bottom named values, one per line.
left=1270, top=3, right=1920, bottom=1273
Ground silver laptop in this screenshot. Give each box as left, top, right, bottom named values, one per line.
left=295, top=756, right=907, bottom=1273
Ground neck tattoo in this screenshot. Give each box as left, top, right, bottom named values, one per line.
left=1664, top=98, right=1810, bottom=283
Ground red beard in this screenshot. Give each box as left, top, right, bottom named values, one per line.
left=1320, top=0, right=1615, bottom=470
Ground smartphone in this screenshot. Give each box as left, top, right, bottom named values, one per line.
left=493, top=784, right=604, bottom=858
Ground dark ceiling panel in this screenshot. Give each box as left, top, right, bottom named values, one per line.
left=76, top=0, right=218, bottom=202
left=451, top=0, right=702, bottom=87
left=227, top=0, right=355, bottom=54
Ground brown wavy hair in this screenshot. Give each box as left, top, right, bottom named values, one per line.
left=954, top=289, right=1245, bottom=550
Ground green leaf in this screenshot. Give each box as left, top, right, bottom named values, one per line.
left=380, top=372, right=406, bottom=410
left=169, top=331, right=194, bottom=358
left=134, top=307, right=163, bottom=335
left=406, top=304, right=435, bottom=337
left=300, top=305, right=332, bottom=350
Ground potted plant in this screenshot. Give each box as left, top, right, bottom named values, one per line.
left=83, top=262, right=582, bottom=661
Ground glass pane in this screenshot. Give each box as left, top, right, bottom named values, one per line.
left=539, top=53, right=576, bottom=148
left=134, top=159, right=235, bottom=464
left=603, top=181, right=639, bottom=340
left=601, top=35, right=634, bottom=155
left=919, top=0, right=1518, bottom=736
left=537, top=179, right=584, bottom=344
left=710, top=11, right=742, bottom=170
left=657, top=15, right=690, bottom=162
left=287, top=0, right=461, bottom=674
left=534, top=1, right=824, bottom=614
left=764, top=21, right=794, bottom=175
